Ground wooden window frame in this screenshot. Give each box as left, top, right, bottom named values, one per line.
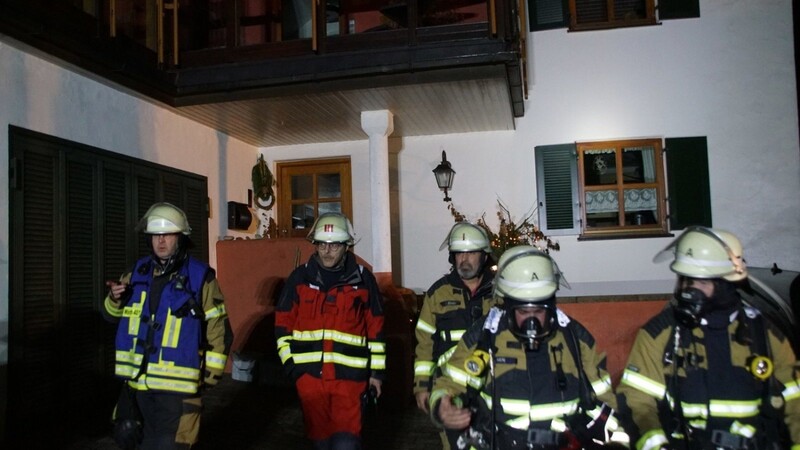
left=276, top=157, right=353, bottom=238
left=568, top=0, right=657, bottom=32
left=576, top=138, right=667, bottom=238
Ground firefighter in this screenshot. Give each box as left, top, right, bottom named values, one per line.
left=430, top=246, right=628, bottom=450
left=103, top=202, right=229, bottom=450
left=617, top=226, right=800, bottom=450
left=413, top=221, right=498, bottom=449
left=275, top=212, right=385, bottom=450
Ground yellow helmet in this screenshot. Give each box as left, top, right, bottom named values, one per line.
left=654, top=226, right=747, bottom=282
left=438, top=222, right=492, bottom=254
left=138, top=202, right=191, bottom=235
left=494, top=246, right=569, bottom=302
left=307, top=212, right=356, bottom=245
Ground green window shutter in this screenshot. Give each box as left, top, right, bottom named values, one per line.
left=659, top=0, right=700, bottom=20
left=665, top=136, right=711, bottom=230
left=528, top=0, right=568, bottom=31
left=535, top=143, right=580, bottom=235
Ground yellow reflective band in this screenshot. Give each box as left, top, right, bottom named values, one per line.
left=443, top=364, right=483, bottom=390
left=506, top=415, right=530, bottom=430
left=204, top=303, right=226, bottom=320
left=783, top=379, right=800, bottom=401
left=115, top=350, right=144, bottom=365
left=416, top=319, right=436, bottom=334
left=323, top=352, right=369, bottom=368
left=161, top=314, right=180, bottom=348
left=147, top=362, right=201, bottom=380
left=550, top=418, right=567, bottom=432
left=133, top=376, right=199, bottom=394
left=415, top=360, right=435, bottom=376
left=479, top=391, right=493, bottom=410
left=436, top=345, right=458, bottom=368
left=327, top=330, right=367, bottom=347
left=499, top=398, right=529, bottom=415
left=276, top=335, right=292, bottom=347
left=591, top=374, right=612, bottom=396
left=370, top=354, right=386, bottom=370
left=708, top=399, right=760, bottom=418
left=278, top=346, right=293, bottom=364
left=621, top=370, right=666, bottom=398
left=368, top=341, right=386, bottom=353
left=206, top=352, right=227, bottom=370
left=529, top=400, right=579, bottom=421
left=292, top=351, right=324, bottom=363
left=439, top=329, right=466, bottom=342
left=105, top=297, right=124, bottom=317
left=679, top=402, right=708, bottom=419
left=730, top=420, right=756, bottom=438
left=638, top=429, right=669, bottom=450
left=293, top=329, right=325, bottom=341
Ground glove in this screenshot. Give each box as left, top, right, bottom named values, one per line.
left=204, top=369, right=222, bottom=388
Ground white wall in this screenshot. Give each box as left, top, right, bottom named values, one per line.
left=0, top=36, right=258, bottom=364
left=263, top=0, right=800, bottom=295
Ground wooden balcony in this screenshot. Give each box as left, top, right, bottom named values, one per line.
left=0, top=0, right=527, bottom=146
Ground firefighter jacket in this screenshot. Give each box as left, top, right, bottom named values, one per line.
left=414, top=268, right=496, bottom=395
left=430, top=307, right=626, bottom=447
left=103, top=255, right=228, bottom=395
left=617, top=305, right=800, bottom=450
left=275, top=252, right=386, bottom=382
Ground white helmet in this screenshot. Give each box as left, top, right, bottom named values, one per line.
left=439, top=222, right=492, bottom=254
left=307, top=212, right=356, bottom=245
left=138, top=202, right=191, bottom=235
left=654, top=226, right=747, bottom=282
left=494, top=246, right=569, bottom=303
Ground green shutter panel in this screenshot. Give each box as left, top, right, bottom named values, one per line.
left=183, top=179, right=210, bottom=263
left=535, top=143, right=579, bottom=235
left=528, top=0, right=568, bottom=31
left=665, top=136, right=711, bottom=230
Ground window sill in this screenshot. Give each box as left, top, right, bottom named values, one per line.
left=578, top=230, right=673, bottom=241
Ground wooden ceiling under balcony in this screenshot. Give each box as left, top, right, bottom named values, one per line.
left=0, top=0, right=525, bottom=147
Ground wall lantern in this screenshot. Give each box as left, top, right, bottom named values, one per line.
left=432, top=150, right=456, bottom=202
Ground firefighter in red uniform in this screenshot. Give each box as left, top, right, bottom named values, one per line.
left=275, top=212, right=386, bottom=450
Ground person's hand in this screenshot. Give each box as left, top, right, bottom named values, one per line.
left=106, top=280, right=129, bottom=301
left=415, top=391, right=430, bottom=413
left=369, top=377, right=382, bottom=398
left=438, top=395, right=472, bottom=430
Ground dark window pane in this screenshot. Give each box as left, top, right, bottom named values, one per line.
left=291, top=174, right=313, bottom=199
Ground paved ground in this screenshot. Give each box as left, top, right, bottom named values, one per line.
left=66, top=372, right=442, bottom=450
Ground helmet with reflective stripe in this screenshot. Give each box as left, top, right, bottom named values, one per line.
left=138, top=202, right=192, bottom=235
left=494, top=245, right=568, bottom=303
left=654, top=226, right=747, bottom=282
left=439, top=222, right=492, bottom=254
left=307, top=212, right=356, bottom=245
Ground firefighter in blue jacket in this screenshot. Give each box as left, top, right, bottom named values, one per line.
left=617, top=227, right=800, bottom=450
left=103, top=202, right=229, bottom=450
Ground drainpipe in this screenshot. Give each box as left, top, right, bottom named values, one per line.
left=360, top=110, right=394, bottom=287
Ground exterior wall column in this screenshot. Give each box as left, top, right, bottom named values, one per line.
left=360, top=110, right=394, bottom=284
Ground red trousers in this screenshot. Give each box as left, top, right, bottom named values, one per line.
left=296, top=374, right=367, bottom=441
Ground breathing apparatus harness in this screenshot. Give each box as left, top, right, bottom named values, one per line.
left=457, top=307, right=616, bottom=450
left=666, top=284, right=786, bottom=450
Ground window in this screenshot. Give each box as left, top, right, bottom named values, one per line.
left=578, top=138, right=666, bottom=235
left=528, top=0, right=698, bottom=32
left=569, top=0, right=656, bottom=31
left=535, top=136, right=711, bottom=239
left=277, top=157, right=352, bottom=238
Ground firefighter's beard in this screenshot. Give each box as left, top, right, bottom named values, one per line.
left=457, top=260, right=480, bottom=280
